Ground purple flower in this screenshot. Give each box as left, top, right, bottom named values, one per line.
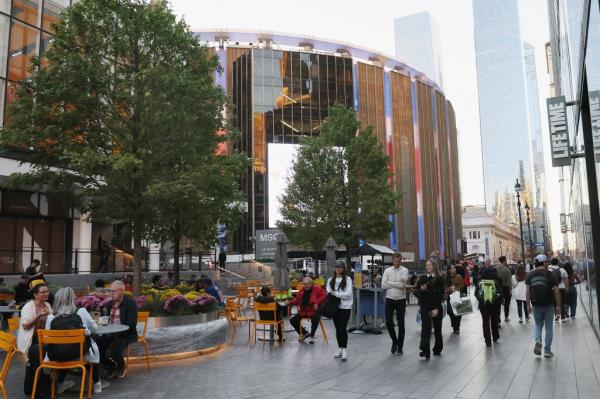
left=164, top=295, right=192, bottom=313
left=134, top=295, right=148, bottom=309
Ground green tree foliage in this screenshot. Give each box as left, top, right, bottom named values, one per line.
left=278, top=105, right=398, bottom=269
left=0, top=0, right=245, bottom=292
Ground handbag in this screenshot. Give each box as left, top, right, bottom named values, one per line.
left=319, top=293, right=341, bottom=318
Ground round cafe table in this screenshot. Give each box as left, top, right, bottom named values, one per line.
left=96, top=323, right=129, bottom=336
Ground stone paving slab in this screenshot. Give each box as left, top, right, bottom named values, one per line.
left=3, top=299, right=600, bottom=398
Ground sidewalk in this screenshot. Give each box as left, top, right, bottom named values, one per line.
left=3, top=299, right=600, bottom=398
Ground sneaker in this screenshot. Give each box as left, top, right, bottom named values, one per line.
left=544, top=350, right=554, bottom=357
left=554, top=315, right=561, bottom=322
left=56, top=380, right=74, bottom=394
left=93, top=381, right=110, bottom=394
left=117, top=367, right=126, bottom=379
left=391, top=341, right=398, bottom=354
left=534, top=341, right=542, bottom=356
left=519, top=318, right=523, bottom=323
left=334, top=349, right=343, bottom=359
left=526, top=317, right=531, bottom=322
left=505, top=318, right=510, bottom=322
left=341, top=348, right=348, bottom=361
left=396, top=348, right=403, bottom=355
left=493, top=338, right=500, bottom=344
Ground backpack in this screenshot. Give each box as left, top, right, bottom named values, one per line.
left=529, top=270, right=555, bottom=305
left=477, top=279, right=501, bottom=306
left=47, top=313, right=86, bottom=362
left=551, top=268, right=563, bottom=287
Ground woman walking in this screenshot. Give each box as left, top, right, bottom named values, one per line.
left=512, top=264, right=529, bottom=323
left=327, top=260, right=353, bottom=361
left=416, top=259, right=445, bottom=359
left=563, top=263, right=581, bottom=319
left=445, top=264, right=465, bottom=334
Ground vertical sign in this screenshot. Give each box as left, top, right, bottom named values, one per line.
left=546, top=96, right=570, bottom=167
left=588, top=91, right=600, bottom=161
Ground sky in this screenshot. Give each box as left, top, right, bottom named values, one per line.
left=167, top=0, right=561, bottom=248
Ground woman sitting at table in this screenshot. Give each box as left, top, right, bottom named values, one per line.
left=255, top=286, right=285, bottom=342
left=289, top=277, right=327, bottom=344
left=45, top=287, right=109, bottom=394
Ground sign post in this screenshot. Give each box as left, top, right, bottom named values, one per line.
left=255, top=228, right=282, bottom=260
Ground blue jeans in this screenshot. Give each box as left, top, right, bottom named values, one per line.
left=567, top=286, right=578, bottom=317
left=533, top=304, right=554, bottom=352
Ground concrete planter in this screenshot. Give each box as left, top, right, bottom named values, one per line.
left=129, top=312, right=226, bottom=357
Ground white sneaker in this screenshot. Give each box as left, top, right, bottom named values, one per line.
left=554, top=315, right=560, bottom=322
left=93, top=380, right=110, bottom=394
left=56, top=380, right=74, bottom=394
left=341, top=348, right=348, bottom=361
left=334, top=349, right=343, bottom=359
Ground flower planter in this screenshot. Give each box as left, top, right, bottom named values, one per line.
left=128, top=312, right=227, bottom=358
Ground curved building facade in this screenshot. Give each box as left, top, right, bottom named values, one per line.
left=195, top=30, right=462, bottom=263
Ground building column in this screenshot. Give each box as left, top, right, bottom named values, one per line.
left=149, top=243, right=160, bottom=272
left=73, top=212, right=92, bottom=274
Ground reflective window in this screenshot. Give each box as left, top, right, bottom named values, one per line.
left=0, top=0, right=9, bottom=14
left=0, top=79, right=5, bottom=126
left=8, top=20, right=40, bottom=81
left=43, top=0, right=69, bottom=33
left=0, top=14, right=8, bottom=78
left=12, top=0, right=41, bottom=27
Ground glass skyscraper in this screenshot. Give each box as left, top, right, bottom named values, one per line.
left=473, top=0, right=535, bottom=224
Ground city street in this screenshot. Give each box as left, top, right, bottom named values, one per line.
left=4, top=300, right=600, bottom=399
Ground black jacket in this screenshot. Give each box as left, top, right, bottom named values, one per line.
left=416, top=275, right=445, bottom=312
left=103, top=295, right=138, bottom=343
left=476, top=267, right=504, bottom=306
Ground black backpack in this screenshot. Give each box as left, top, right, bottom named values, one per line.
left=551, top=268, right=563, bottom=287
left=529, top=270, right=554, bottom=306
left=47, top=313, right=86, bottom=362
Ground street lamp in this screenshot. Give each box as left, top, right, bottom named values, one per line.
left=525, top=202, right=534, bottom=258
left=514, top=179, right=526, bottom=262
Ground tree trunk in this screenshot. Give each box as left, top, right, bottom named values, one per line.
left=345, top=242, right=353, bottom=274
left=133, top=223, right=143, bottom=296
left=173, top=222, right=181, bottom=286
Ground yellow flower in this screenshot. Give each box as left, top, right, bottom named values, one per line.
left=185, top=291, right=201, bottom=300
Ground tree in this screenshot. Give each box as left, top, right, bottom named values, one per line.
left=0, top=0, right=245, bottom=294
left=278, top=105, right=398, bottom=270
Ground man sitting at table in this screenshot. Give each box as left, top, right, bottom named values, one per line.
left=255, top=286, right=285, bottom=342
left=98, top=280, right=137, bottom=379
left=289, top=277, right=327, bottom=344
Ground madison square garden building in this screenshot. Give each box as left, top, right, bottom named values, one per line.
left=195, top=31, right=462, bottom=266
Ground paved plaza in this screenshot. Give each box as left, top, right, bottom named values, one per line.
left=4, top=300, right=600, bottom=399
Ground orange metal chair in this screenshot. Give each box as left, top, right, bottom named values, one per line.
left=224, top=298, right=253, bottom=343
left=32, top=329, right=92, bottom=399
left=125, top=311, right=150, bottom=377
left=298, top=317, right=329, bottom=343
left=0, top=294, right=14, bottom=303
left=7, top=317, right=19, bottom=333
left=251, top=302, right=284, bottom=348
left=0, top=331, right=17, bottom=399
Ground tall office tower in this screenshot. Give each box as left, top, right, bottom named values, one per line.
left=523, top=42, right=548, bottom=247
left=473, top=0, right=535, bottom=223
left=394, top=12, right=444, bottom=88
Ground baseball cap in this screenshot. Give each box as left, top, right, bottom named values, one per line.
left=534, top=254, right=548, bottom=263
left=335, top=260, right=346, bottom=268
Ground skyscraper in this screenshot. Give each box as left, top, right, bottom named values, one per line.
left=473, top=0, right=534, bottom=223
left=394, top=12, right=444, bottom=88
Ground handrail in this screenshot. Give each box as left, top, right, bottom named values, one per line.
left=217, top=266, right=247, bottom=280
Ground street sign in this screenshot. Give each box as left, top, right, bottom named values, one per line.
left=547, top=96, right=571, bottom=167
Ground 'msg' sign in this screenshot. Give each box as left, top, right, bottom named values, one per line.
left=547, top=96, right=570, bottom=167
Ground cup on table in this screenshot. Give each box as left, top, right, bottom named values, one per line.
left=99, top=316, right=109, bottom=326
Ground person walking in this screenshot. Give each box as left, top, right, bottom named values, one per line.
left=475, top=258, right=503, bottom=347
left=327, top=260, right=353, bottom=361
left=512, top=264, right=529, bottom=323
left=548, top=258, right=569, bottom=322
left=496, top=256, right=513, bottom=323
left=445, top=264, right=465, bottom=334
left=382, top=252, right=409, bottom=355
left=415, top=259, right=445, bottom=359
left=563, top=262, right=581, bottom=319
left=526, top=254, right=561, bottom=357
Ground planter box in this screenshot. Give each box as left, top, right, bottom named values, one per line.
left=129, top=311, right=226, bottom=357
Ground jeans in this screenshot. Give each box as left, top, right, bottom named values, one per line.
left=290, top=313, right=320, bottom=337
left=419, top=307, right=443, bottom=355
left=533, top=304, right=555, bottom=352
left=480, top=304, right=500, bottom=344
left=516, top=299, right=529, bottom=319
left=502, top=288, right=512, bottom=319
left=446, top=297, right=462, bottom=332
left=385, top=298, right=406, bottom=349
left=567, top=286, right=578, bottom=317
left=332, top=309, right=351, bottom=348
left=98, top=335, right=130, bottom=372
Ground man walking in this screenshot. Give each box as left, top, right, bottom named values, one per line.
left=548, top=257, right=569, bottom=321
left=526, top=254, right=561, bottom=357
left=496, top=256, right=513, bottom=323
left=382, top=252, right=409, bottom=355
left=475, top=258, right=503, bottom=347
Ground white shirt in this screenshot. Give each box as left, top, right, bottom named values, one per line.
left=45, top=308, right=100, bottom=363
left=381, top=266, right=409, bottom=300
left=548, top=265, right=568, bottom=289
left=17, top=300, right=52, bottom=354
left=326, top=276, right=354, bottom=309
left=511, top=275, right=527, bottom=301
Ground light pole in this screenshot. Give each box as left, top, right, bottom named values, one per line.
left=515, top=179, right=526, bottom=262
left=525, top=202, right=534, bottom=258
left=540, top=224, right=548, bottom=255
left=499, top=240, right=503, bottom=257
